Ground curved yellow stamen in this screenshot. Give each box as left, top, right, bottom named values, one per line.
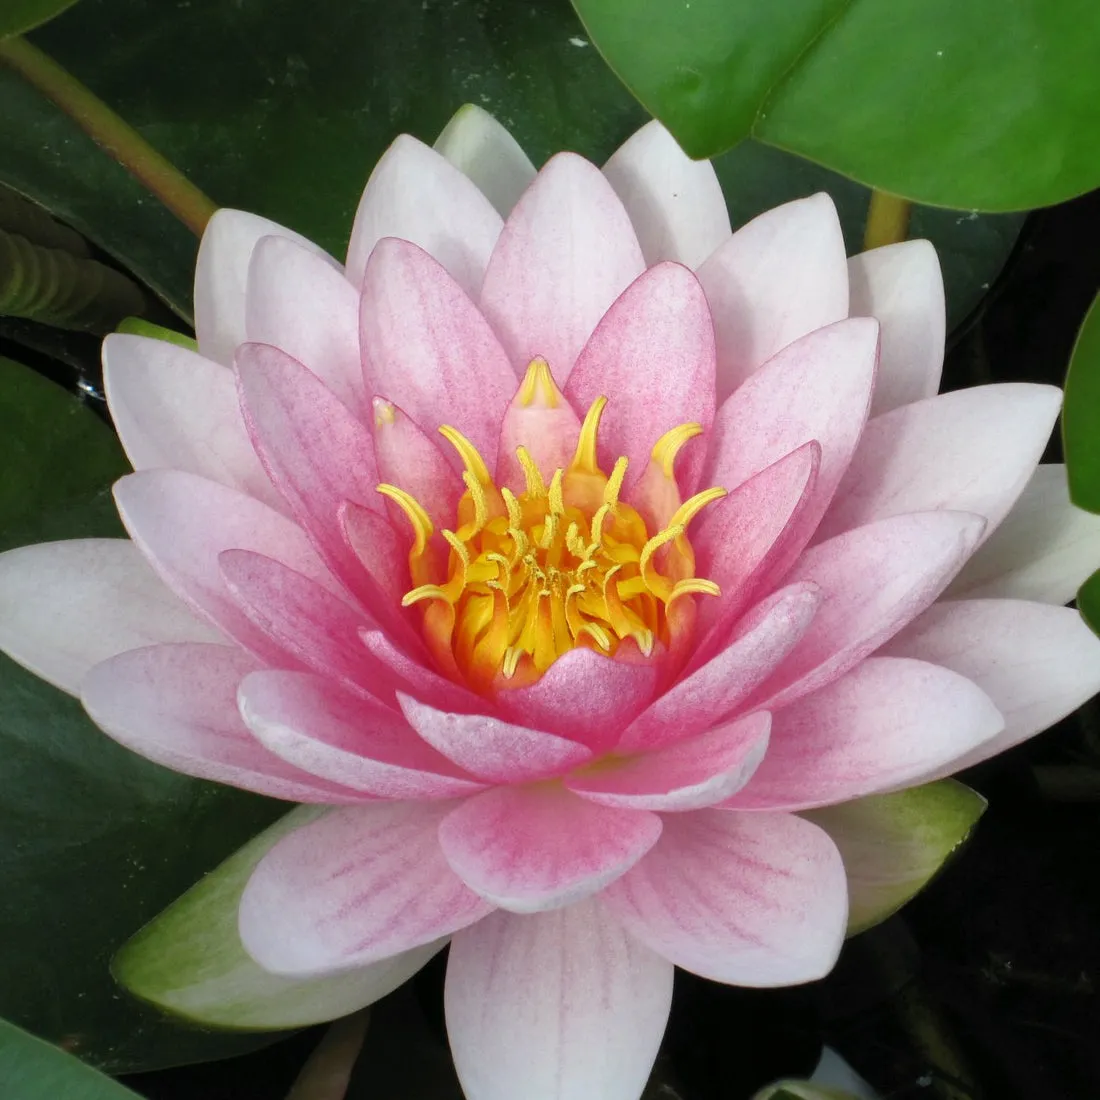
left=518, top=357, right=561, bottom=408
left=570, top=396, right=608, bottom=474
left=652, top=422, right=703, bottom=479
left=377, top=483, right=433, bottom=556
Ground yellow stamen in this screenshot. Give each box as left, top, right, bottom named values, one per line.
left=518, top=357, right=561, bottom=408
left=652, top=422, right=703, bottom=479
left=377, top=484, right=433, bottom=556
left=570, top=396, right=608, bottom=474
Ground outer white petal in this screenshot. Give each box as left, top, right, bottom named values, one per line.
left=194, top=208, right=337, bottom=367
left=948, top=464, right=1100, bottom=604
left=848, top=240, right=945, bottom=416
left=0, top=539, right=222, bottom=695
left=445, top=901, right=673, bottom=1100
left=434, top=104, right=537, bottom=217
left=602, top=119, right=732, bottom=269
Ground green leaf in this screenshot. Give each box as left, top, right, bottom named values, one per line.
left=115, top=316, right=196, bottom=351
left=573, top=0, right=1100, bottom=211
left=7, top=0, right=1018, bottom=328
left=804, top=780, right=987, bottom=936
left=0, top=356, right=293, bottom=1071
left=0, top=1017, right=140, bottom=1099
left=115, top=807, right=441, bottom=1031
left=1076, top=568, right=1100, bottom=636
left=0, top=0, right=81, bottom=38
left=753, top=1084, right=863, bottom=1100
left=1062, top=294, right=1100, bottom=512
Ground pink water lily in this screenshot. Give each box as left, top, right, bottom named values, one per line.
left=3, top=105, right=1100, bottom=1100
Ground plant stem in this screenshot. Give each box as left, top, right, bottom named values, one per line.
left=863, top=190, right=912, bottom=251
left=285, top=1011, right=370, bottom=1100
left=0, top=36, right=217, bottom=236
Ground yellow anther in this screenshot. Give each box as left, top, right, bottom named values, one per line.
left=671, top=577, right=722, bottom=600
left=639, top=524, right=685, bottom=600
left=439, top=424, right=493, bottom=486
left=652, top=422, right=703, bottom=479
left=518, top=357, right=561, bottom=409
left=377, top=484, right=433, bottom=555
left=461, top=470, right=490, bottom=533
left=548, top=469, right=565, bottom=516
left=570, top=397, right=608, bottom=474
left=668, top=486, right=727, bottom=530
left=516, top=446, right=546, bottom=497
left=501, top=487, right=523, bottom=531
left=603, top=456, right=628, bottom=508
left=373, top=398, right=397, bottom=429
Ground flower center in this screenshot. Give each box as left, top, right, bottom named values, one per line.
left=379, top=362, right=724, bottom=693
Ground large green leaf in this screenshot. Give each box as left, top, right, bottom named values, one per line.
left=1062, top=294, right=1100, bottom=513
left=0, top=1017, right=141, bottom=1099
left=0, top=359, right=288, bottom=1071
left=7, top=0, right=1018, bottom=330
left=0, top=0, right=81, bottom=38
left=573, top=0, right=1100, bottom=211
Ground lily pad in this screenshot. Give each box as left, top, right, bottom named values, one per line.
left=1062, top=293, right=1100, bottom=512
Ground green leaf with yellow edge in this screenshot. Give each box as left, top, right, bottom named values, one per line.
left=1062, top=294, right=1100, bottom=513
left=804, top=779, right=986, bottom=936
left=115, top=316, right=196, bottom=351
left=0, top=1, right=81, bottom=38
left=115, top=806, right=441, bottom=1031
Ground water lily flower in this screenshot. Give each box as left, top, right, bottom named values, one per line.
left=3, top=104, right=1100, bottom=1100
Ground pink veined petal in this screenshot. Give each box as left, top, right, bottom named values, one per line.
left=697, top=194, right=849, bottom=401
left=726, top=657, right=1004, bottom=811
left=601, top=810, right=847, bottom=986
left=81, top=643, right=362, bottom=803
left=360, top=238, right=517, bottom=467
left=602, top=118, right=732, bottom=270
left=235, top=342, right=383, bottom=598
left=881, top=599, right=1100, bottom=776
left=750, top=510, right=986, bottom=711
left=948, top=463, right=1100, bottom=605
left=495, top=366, right=582, bottom=492
left=437, top=784, right=662, bottom=913
left=816, top=383, right=1063, bottom=544
left=702, top=318, right=878, bottom=538
left=848, top=240, right=946, bottom=416
left=345, top=134, right=503, bottom=295
left=398, top=694, right=593, bottom=783
left=238, top=670, right=486, bottom=799
left=445, top=901, right=673, bottom=1100
left=194, top=208, right=338, bottom=367
left=623, top=583, right=819, bottom=752
left=479, top=152, right=646, bottom=385
left=245, top=235, right=364, bottom=414
left=0, top=539, right=222, bottom=696
left=496, top=647, right=660, bottom=754
left=239, top=801, right=495, bottom=978
left=360, top=629, right=482, bottom=714
left=565, top=262, right=717, bottom=493
left=692, top=442, right=821, bottom=651
left=114, top=469, right=341, bottom=664
left=568, top=711, right=771, bottom=812
left=371, top=398, right=460, bottom=526
left=433, top=103, right=536, bottom=218
left=102, top=334, right=286, bottom=513
left=219, top=549, right=393, bottom=703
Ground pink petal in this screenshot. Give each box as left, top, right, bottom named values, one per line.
left=602, top=119, right=732, bottom=270
left=692, top=442, right=820, bottom=650
left=239, top=801, right=494, bottom=977
left=727, top=657, right=1004, bottom=810
left=697, top=195, right=849, bottom=401
left=445, top=901, right=672, bottom=1100
left=751, top=511, right=986, bottom=710
left=81, top=643, right=361, bottom=802
left=238, top=670, right=486, bottom=799
left=703, top=319, right=878, bottom=538
left=360, top=238, right=517, bottom=466
left=0, top=539, right=222, bottom=696
left=399, top=695, right=592, bottom=783
left=371, top=398, right=460, bottom=526
left=438, top=784, right=662, bottom=912
left=848, top=240, right=945, bottom=416
left=345, top=134, right=503, bottom=295
left=218, top=549, right=389, bottom=701
left=568, top=712, right=771, bottom=812
left=433, top=104, right=536, bottom=217
left=565, top=262, right=716, bottom=492
left=245, top=235, right=364, bottom=413
left=194, top=208, right=337, bottom=367
left=479, top=153, right=646, bottom=384
left=949, top=464, right=1100, bottom=604
left=816, top=383, right=1062, bottom=544
left=102, top=334, right=284, bottom=513
left=623, top=583, right=819, bottom=752
left=235, top=342, right=382, bottom=597
left=114, top=469, right=340, bottom=663
left=882, top=599, right=1100, bottom=774
left=360, top=628, right=481, bottom=714
left=495, top=367, right=581, bottom=492
left=601, top=810, right=847, bottom=985
left=496, top=647, right=660, bottom=754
